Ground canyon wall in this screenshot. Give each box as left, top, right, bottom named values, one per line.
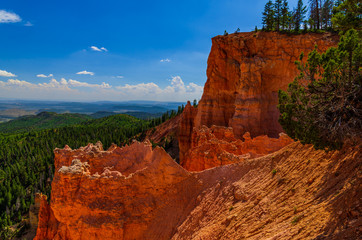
left=179, top=32, right=338, bottom=168
left=35, top=141, right=362, bottom=239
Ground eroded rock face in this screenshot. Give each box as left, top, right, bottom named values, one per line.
left=35, top=141, right=362, bottom=239
left=179, top=32, right=338, bottom=165
left=34, top=141, right=196, bottom=240
left=182, top=125, right=293, bottom=171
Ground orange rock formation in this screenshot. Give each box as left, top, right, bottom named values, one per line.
left=183, top=125, right=293, bottom=171
left=179, top=32, right=338, bottom=168
left=35, top=141, right=362, bottom=239
left=35, top=141, right=193, bottom=240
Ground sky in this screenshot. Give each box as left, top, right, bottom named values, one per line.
left=0, top=0, right=299, bottom=102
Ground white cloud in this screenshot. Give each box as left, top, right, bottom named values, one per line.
left=37, top=74, right=53, bottom=78
left=115, top=76, right=124, bottom=79
left=170, top=76, right=186, bottom=92
left=90, top=46, right=108, bottom=52
left=115, top=76, right=203, bottom=101
left=68, top=79, right=111, bottom=89
left=160, top=58, right=171, bottom=63
left=0, top=76, right=203, bottom=102
left=186, top=82, right=204, bottom=93
left=24, top=21, right=33, bottom=26
left=76, top=70, right=94, bottom=76
left=0, top=10, right=21, bottom=23
left=90, top=46, right=102, bottom=52
left=3, top=79, right=34, bottom=87
left=0, top=70, right=16, bottom=77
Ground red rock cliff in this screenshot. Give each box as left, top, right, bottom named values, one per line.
left=34, top=141, right=195, bottom=240
left=179, top=32, right=338, bottom=168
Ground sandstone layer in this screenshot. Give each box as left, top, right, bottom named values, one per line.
left=35, top=141, right=361, bottom=239
left=179, top=32, right=338, bottom=166
left=183, top=125, right=293, bottom=171
left=35, top=141, right=194, bottom=240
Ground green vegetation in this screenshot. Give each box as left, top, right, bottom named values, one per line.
left=278, top=0, right=361, bottom=150
left=291, top=215, right=303, bottom=225
left=0, top=112, right=92, bottom=134
left=272, top=169, right=277, bottom=176
left=261, top=0, right=343, bottom=32
left=332, top=0, right=362, bottom=32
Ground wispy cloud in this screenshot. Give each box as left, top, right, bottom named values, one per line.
left=76, top=70, right=94, bottom=76
left=160, top=58, right=171, bottom=63
left=0, top=10, right=21, bottom=23
left=67, top=79, right=111, bottom=88
left=115, top=76, right=124, bottom=79
left=37, top=74, right=53, bottom=78
left=1, top=78, right=111, bottom=90
left=90, top=46, right=108, bottom=52
left=24, top=21, right=33, bottom=26
left=0, top=69, right=16, bottom=77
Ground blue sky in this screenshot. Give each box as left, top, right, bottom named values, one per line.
left=0, top=0, right=299, bottom=102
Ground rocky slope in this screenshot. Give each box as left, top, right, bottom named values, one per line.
left=145, top=114, right=181, bottom=162
left=179, top=31, right=338, bottom=167
left=182, top=124, right=293, bottom=171
left=35, top=141, right=361, bottom=239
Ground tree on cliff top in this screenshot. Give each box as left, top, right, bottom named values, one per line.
left=332, top=0, right=362, bottom=32
left=293, top=0, right=307, bottom=31
left=278, top=20, right=361, bottom=150
left=262, top=0, right=275, bottom=30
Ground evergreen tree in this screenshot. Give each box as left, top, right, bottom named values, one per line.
left=293, top=0, right=307, bottom=31
left=309, top=0, right=321, bottom=30
left=193, top=99, right=198, bottom=107
left=274, top=0, right=283, bottom=31
left=332, top=0, right=362, bottom=32
left=278, top=1, right=362, bottom=150
left=281, top=0, right=291, bottom=30
left=262, top=0, right=275, bottom=31
left=321, top=0, right=335, bottom=29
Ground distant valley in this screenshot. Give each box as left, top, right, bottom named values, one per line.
left=0, top=100, right=184, bottom=123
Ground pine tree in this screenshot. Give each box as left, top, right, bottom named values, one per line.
left=332, top=0, right=362, bottom=32
left=293, top=0, right=307, bottom=31
left=309, top=0, right=322, bottom=30
left=278, top=29, right=361, bottom=149
left=274, top=0, right=283, bottom=31
left=321, top=0, right=334, bottom=29
left=281, top=0, right=291, bottom=30
left=262, top=0, right=275, bottom=31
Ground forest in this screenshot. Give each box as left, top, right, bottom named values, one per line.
left=261, top=0, right=341, bottom=32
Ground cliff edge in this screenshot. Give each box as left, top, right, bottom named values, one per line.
left=179, top=31, right=338, bottom=169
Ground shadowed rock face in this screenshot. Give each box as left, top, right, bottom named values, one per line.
left=179, top=31, right=338, bottom=166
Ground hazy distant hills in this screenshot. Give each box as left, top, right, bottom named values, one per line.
left=0, top=112, right=93, bottom=133
left=0, top=100, right=184, bottom=123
